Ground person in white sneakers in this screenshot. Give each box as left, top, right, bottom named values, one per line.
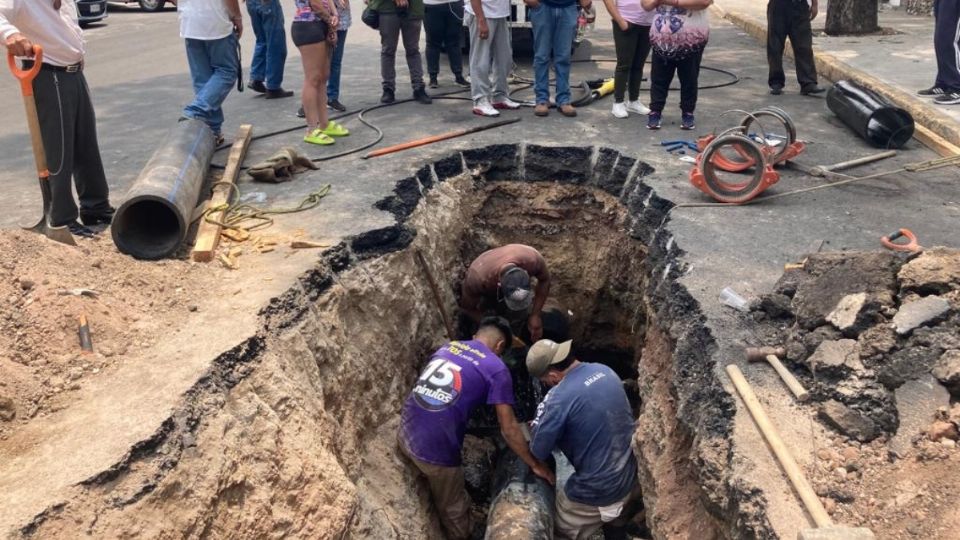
left=466, top=0, right=520, bottom=116
left=602, top=0, right=652, bottom=118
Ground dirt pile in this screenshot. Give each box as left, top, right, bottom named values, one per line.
left=0, top=231, right=217, bottom=440
left=751, top=248, right=960, bottom=539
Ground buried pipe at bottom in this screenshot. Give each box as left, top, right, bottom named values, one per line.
left=485, top=450, right=558, bottom=540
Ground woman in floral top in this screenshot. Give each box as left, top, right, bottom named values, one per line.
left=291, top=0, right=350, bottom=144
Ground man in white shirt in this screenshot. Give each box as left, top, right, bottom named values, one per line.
left=465, top=0, right=521, bottom=116
left=178, top=0, right=244, bottom=142
left=0, top=0, right=113, bottom=237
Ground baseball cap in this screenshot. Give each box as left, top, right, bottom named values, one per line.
left=526, top=339, right=573, bottom=378
left=500, top=267, right=533, bottom=312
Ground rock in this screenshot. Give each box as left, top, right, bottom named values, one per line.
left=829, top=488, right=857, bottom=503
left=0, top=395, right=15, bottom=422
left=819, top=400, right=879, bottom=442
left=18, top=278, right=34, bottom=291
left=877, top=346, right=941, bottom=390
left=823, top=497, right=837, bottom=514
left=756, top=293, right=793, bottom=319
left=803, top=326, right=842, bottom=355
left=792, top=252, right=900, bottom=330
left=188, top=304, right=199, bottom=312
left=898, top=248, right=960, bottom=295
left=808, top=339, right=864, bottom=375
left=942, top=439, right=956, bottom=448
left=841, top=446, right=860, bottom=462
left=926, top=421, right=959, bottom=441
left=909, top=322, right=960, bottom=350
left=932, top=349, right=960, bottom=393
left=826, top=293, right=867, bottom=332
left=858, top=325, right=897, bottom=358
left=892, top=296, right=951, bottom=335
left=817, top=448, right=840, bottom=462
left=888, top=375, right=951, bottom=457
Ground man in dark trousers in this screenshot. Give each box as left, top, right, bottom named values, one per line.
left=766, top=0, right=824, bottom=96
left=920, top=0, right=960, bottom=105
left=0, top=0, right=113, bottom=238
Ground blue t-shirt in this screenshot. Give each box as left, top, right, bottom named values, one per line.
left=400, top=340, right=515, bottom=466
left=530, top=363, right=637, bottom=506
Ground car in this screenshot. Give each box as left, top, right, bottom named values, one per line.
left=111, top=0, right=177, bottom=12
left=77, top=0, right=108, bottom=26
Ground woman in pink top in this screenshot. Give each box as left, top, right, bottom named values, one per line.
left=602, top=0, right=654, bottom=118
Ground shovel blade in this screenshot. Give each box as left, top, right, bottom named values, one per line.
left=23, top=219, right=77, bottom=247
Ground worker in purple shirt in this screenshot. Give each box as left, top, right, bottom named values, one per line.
left=399, top=317, right=555, bottom=540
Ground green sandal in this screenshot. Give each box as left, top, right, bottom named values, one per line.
left=304, top=128, right=335, bottom=145
left=322, top=120, right=350, bottom=137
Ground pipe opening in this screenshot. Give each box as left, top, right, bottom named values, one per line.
left=111, top=198, right=184, bottom=260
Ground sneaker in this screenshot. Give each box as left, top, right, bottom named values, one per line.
left=770, top=86, right=783, bottom=95
left=80, top=206, right=115, bottom=226
left=304, top=128, right=335, bottom=145
left=327, top=99, right=347, bottom=112
left=918, top=86, right=947, bottom=97
left=473, top=98, right=500, bottom=117
left=492, top=97, right=521, bottom=110
left=611, top=101, right=628, bottom=119
left=934, top=91, right=960, bottom=105
left=625, top=100, right=650, bottom=115
left=413, top=87, right=433, bottom=104
left=265, top=88, right=295, bottom=99
left=647, top=111, right=662, bottom=130
left=323, top=120, right=350, bottom=137
left=559, top=103, right=577, bottom=117
left=454, top=75, right=470, bottom=88
left=381, top=88, right=396, bottom=104
left=65, top=220, right=96, bottom=238
left=800, top=84, right=826, bottom=95
left=681, top=112, right=696, bottom=130
left=247, top=80, right=267, bottom=93
left=297, top=106, right=305, bottom=118
left=534, top=103, right=549, bottom=117
left=429, top=76, right=439, bottom=89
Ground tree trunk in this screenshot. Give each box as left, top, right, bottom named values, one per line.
left=825, top=0, right=879, bottom=35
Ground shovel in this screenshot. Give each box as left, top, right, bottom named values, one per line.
left=7, top=45, right=76, bottom=246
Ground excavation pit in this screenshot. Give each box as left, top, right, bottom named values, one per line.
left=18, top=145, right=742, bottom=540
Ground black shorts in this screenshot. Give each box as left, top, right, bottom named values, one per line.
left=291, top=20, right=330, bottom=46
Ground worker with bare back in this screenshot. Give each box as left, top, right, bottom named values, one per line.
left=460, top=244, right=552, bottom=342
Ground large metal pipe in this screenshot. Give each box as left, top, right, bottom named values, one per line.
left=485, top=450, right=556, bottom=540
left=112, top=118, right=215, bottom=259
left=826, top=80, right=914, bottom=149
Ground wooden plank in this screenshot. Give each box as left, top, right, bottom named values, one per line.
left=191, top=124, right=253, bottom=262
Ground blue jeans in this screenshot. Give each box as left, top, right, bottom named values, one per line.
left=327, top=29, right=348, bottom=100
left=183, top=34, right=239, bottom=136
left=246, top=0, right=288, bottom=90
left=531, top=3, right=578, bottom=106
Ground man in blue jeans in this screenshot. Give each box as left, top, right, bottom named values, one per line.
left=178, top=0, right=243, bottom=144
left=246, top=0, right=294, bottom=99
left=327, top=0, right=351, bottom=111
left=526, top=0, right=591, bottom=117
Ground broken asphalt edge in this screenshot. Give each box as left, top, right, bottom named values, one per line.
left=712, top=4, right=960, bottom=158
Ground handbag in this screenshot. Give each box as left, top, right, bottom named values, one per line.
left=361, top=7, right=379, bottom=29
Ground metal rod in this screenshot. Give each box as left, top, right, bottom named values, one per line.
left=414, top=248, right=455, bottom=340
left=362, top=118, right=521, bottom=159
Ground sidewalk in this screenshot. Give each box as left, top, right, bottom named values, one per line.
left=715, top=0, right=960, bottom=155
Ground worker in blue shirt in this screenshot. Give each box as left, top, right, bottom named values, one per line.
left=526, top=339, right=641, bottom=539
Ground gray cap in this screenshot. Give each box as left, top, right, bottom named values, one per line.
left=526, top=339, right=573, bottom=378
left=500, top=267, right=533, bottom=312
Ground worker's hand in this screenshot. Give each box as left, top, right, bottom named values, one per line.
left=478, top=17, right=489, bottom=39
left=579, top=0, right=592, bottom=11
left=329, top=13, right=340, bottom=29
left=528, top=313, right=543, bottom=342
left=231, top=15, right=243, bottom=38
left=524, top=0, right=540, bottom=8
left=809, top=0, right=818, bottom=20
left=396, top=0, right=409, bottom=8
left=4, top=33, right=35, bottom=58
left=531, top=461, right=556, bottom=486
left=617, top=18, right=629, bottom=31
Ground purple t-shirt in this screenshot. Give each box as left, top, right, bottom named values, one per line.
left=400, top=340, right=515, bottom=466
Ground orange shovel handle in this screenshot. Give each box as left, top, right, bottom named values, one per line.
left=7, top=45, right=44, bottom=97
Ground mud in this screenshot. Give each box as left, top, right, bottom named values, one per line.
left=5, top=145, right=752, bottom=540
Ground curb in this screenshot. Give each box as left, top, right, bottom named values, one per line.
left=714, top=5, right=960, bottom=157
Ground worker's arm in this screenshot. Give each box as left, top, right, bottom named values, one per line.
left=0, top=0, right=32, bottom=57
left=602, top=0, right=629, bottom=31
left=223, top=0, right=244, bottom=38
left=459, top=279, right=484, bottom=323
left=579, top=0, right=593, bottom=12
left=809, top=0, right=818, bottom=20
left=527, top=265, right=550, bottom=342
left=470, top=0, right=489, bottom=39
left=653, top=0, right=712, bottom=9
left=495, top=404, right=556, bottom=485
left=640, top=0, right=658, bottom=11
left=310, top=0, right=339, bottom=26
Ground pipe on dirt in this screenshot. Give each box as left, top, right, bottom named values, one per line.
left=826, top=80, right=914, bottom=149
left=485, top=450, right=556, bottom=540
left=111, top=118, right=215, bottom=260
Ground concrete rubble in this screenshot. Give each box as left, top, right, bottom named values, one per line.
left=888, top=376, right=951, bottom=457
left=892, top=296, right=951, bottom=336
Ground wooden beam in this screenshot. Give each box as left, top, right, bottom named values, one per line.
left=191, top=124, right=253, bottom=263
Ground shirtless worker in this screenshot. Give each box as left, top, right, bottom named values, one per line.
left=460, top=244, right=551, bottom=342
left=398, top=316, right=555, bottom=540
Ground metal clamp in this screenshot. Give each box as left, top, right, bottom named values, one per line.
left=689, top=133, right=780, bottom=203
